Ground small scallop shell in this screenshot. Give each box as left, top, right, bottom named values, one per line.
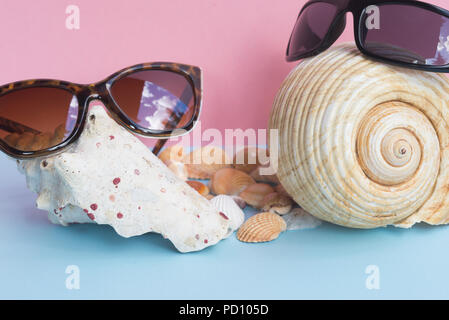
left=239, top=183, right=275, bottom=208
left=237, top=212, right=286, bottom=243
left=186, top=180, right=210, bottom=197
left=210, top=168, right=255, bottom=195
left=249, top=165, right=280, bottom=184
left=184, top=146, right=232, bottom=179
left=165, top=160, right=188, bottom=181
left=210, top=195, right=245, bottom=231
left=261, top=192, right=294, bottom=215
left=233, top=147, right=270, bottom=174
left=158, top=145, right=185, bottom=163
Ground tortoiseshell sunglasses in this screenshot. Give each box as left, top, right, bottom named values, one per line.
left=0, top=62, right=202, bottom=159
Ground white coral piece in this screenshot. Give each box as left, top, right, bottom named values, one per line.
left=17, top=106, right=231, bottom=253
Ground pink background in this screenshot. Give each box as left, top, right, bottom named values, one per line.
left=0, top=0, right=447, bottom=142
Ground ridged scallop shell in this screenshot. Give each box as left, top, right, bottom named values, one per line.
left=233, top=147, right=269, bottom=174
left=269, top=43, right=449, bottom=228
left=237, top=212, right=286, bottom=243
left=186, top=180, right=210, bottom=197
left=239, top=183, right=275, bottom=208
left=249, top=165, right=280, bottom=184
left=210, top=168, right=255, bottom=195
left=210, top=195, right=245, bottom=231
left=184, top=146, right=232, bottom=179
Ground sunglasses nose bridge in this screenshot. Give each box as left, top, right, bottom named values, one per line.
left=83, top=89, right=126, bottom=127
left=84, top=83, right=110, bottom=107
left=83, top=93, right=103, bottom=113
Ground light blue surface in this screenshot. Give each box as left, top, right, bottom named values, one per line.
left=1, top=153, right=449, bottom=300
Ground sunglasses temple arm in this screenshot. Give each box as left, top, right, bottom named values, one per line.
left=0, top=117, right=41, bottom=135
left=152, top=139, right=167, bottom=155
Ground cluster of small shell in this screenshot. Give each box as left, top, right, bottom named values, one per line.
left=158, top=145, right=321, bottom=243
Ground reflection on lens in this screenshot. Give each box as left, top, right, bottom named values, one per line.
left=110, top=70, right=195, bottom=132
left=0, top=87, right=78, bottom=152
left=361, top=4, right=449, bottom=66
left=287, top=2, right=338, bottom=59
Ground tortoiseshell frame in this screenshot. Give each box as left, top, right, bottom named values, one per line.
left=0, top=62, right=202, bottom=159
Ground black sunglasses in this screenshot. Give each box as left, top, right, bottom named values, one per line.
left=286, top=0, right=449, bottom=72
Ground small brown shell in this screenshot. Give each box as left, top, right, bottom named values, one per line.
left=261, top=192, right=294, bottom=215
left=233, top=147, right=269, bottom=174
left=239, top=183, right=275, bottom=208
left=274, top=184, right=291, bottom=197
left=210, top=168, right=255, bottom=195
left=249, top=166, right=280, bottom=184
left=158, top=145, right=185, bottom=163
left=237, top=212, right=286, bottom=243
left=186, top=180, right=210, bottom=197
left=184, top=146, right=232, bottom=179
left=231, top=195, right=247, bottom=209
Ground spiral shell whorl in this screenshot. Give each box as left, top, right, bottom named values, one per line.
left=356, top=102, right=439, bottom=187
left=270, top=43, right=449, bottom=228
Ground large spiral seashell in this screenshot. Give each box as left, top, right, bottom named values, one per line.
left=269, top=43, right=449, bottom=228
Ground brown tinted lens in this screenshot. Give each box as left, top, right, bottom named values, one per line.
left=110, top=70, right=195, bottom=132
left=0, top=87, right=78, bottom=152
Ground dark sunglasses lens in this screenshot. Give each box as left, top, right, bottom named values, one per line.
left=0, top=87, right=78, bottom=152
left=287, top=2, right=338, bottom=60
left=360, top=4, right=449, bottom=66
left=110, top=70, right=196, bottom=132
